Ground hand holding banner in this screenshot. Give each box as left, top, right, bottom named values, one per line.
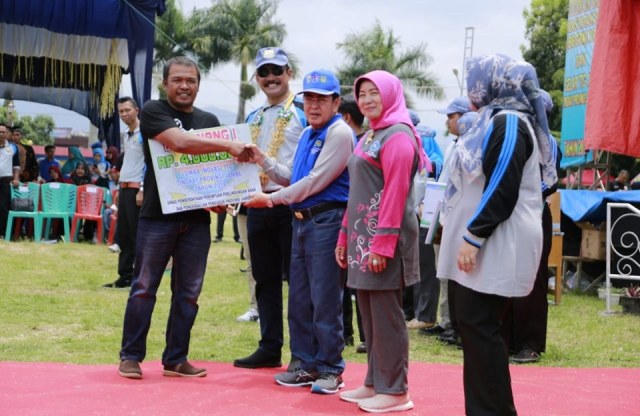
left=148, top=123, right=261, bottom=214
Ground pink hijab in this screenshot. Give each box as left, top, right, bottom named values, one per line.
left=354, top=70, right=430, bottom=172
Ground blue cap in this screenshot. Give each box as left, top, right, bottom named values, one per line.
left=255, top=47, right=289, bottom=68
left=437, top=96, right=472, bottom=115
left=540, top=89, right=553, bottom=112
left=300, top=69, right=340, bottom=95
left=408, top=109, right=420, bottom=126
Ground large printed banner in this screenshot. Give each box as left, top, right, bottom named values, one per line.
left=149, top=124, right=261, bottom=214
left=560, top=0, right=599, bottom=168
left=584, top=0, right=640, bottom=158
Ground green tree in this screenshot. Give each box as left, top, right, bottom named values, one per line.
left=187, top=0, right=287, bottom=123
left=0, top=103, right=55, bottom=145
left=521, top=0, right=569, bottom=133
left=21, top=115, right=56, bottom=145
left=336, top=20, right=444, bottom=107
left=153, top=0, right=189, bottom=98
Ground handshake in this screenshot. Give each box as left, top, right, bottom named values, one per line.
left=230, top=143, right=267, bottom=166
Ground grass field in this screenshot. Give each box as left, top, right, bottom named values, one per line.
left=1, top=227, right=638, bottom=368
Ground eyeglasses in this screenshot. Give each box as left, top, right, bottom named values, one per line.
left=257, top=65, right=286, bottom=78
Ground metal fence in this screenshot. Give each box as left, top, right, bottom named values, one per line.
left=605, top=202, right=640, bottom=313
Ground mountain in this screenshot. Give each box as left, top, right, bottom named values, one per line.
left=13, top=100, right=239, bottom=133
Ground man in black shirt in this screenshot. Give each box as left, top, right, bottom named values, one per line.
left=118, top=56, right=251, bottom=379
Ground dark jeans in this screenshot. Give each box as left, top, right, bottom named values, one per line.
left=120, top=218, right=210, bottom=365
left=116, top=188, right=140, bottom=283
left=246, top=205, right=292, bottom=356
left=288, top=207, right=345, bottom=374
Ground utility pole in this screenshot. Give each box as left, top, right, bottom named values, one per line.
left=453, top=27, right=475, bottom=96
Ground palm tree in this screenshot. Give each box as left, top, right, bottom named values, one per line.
left=152, top=0, right=189, bottom=98
left=336, top=20, right=444, bottom=107
left=188, top=0, right=287, bottom=123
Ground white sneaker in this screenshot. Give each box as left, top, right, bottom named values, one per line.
left=236, top=309, right=259, bottom=322
left=108, top=244, right=121, bottom=253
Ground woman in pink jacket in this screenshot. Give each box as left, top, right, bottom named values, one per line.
left=336, top=70, right=429, bottom=413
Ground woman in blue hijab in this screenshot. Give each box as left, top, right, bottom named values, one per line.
left=437, top=54, right=557, bottom=416
left=60, top=146, right=87, bottom=179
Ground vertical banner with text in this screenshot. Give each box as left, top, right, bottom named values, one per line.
left=149, top=124, right=261, bottom=214
left=560, top=0, right=599, bottom=168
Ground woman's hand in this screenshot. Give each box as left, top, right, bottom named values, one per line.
left=368, top=253, right=387, bottom=273
left=335, top=245, right=347, bottom=269
left=457, top=240, right=479, bottom=273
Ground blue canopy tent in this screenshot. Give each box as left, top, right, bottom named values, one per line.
left=0, top=0, right=166, bottom=148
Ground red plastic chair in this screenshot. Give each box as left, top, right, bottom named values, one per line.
left=70, top=185, right=105, bottom=244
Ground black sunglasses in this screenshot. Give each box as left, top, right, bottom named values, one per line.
left=257, top=65, right=286, bottom=78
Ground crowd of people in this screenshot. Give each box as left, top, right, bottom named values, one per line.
left=2, top=48, right=571, bottom=415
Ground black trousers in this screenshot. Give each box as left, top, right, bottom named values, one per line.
left=343, top=282, right=365, bottom=343
left=117, top=188, right=140, bottom=282
left=414, top=227, right=440, bottom=322
left=216, top=211, right=240, bottom=240
left=0, top=182, right=10, bottom=239
left=456, top=283, right=517, bottom=416
left=503, top=203, right=552, bottom=354
left=246, top=205, right=292, bottom=356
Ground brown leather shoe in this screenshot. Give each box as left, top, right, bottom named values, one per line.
left=118, top=360, right=142, bottom=379
left=163, top=361, right=207, bottom=378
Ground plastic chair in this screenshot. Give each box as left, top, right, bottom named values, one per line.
left=39, top=183, right=77, bottom=243
left=70, top=185, right=105, bottom=244
left=5, top=182, right=41, bottom=241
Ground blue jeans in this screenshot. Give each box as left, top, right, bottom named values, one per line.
left=246, top=205, right=292, bottom=356
left=289, top=207, right=345, bottom=374
left=120, top=218, right=210, bottom=365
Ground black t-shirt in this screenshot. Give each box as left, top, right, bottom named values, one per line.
left=139, top=99, right=221, bottom=223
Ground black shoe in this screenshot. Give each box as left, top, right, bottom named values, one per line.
left=419, top=325, right=446, bottom=336
left=437, top=329, right=461, bottom=346
left=356, top=342, right=367, bottom=354
left=213, top=237, right=222, bottom=243
left=233, top=349, right=282, bottom=369
left=103, top=279, right=131, bottom=288
left=344, top=335, right=354, bottom=346
left=510, top=349, right=540, bottom=364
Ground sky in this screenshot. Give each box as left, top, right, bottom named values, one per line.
left=14, top=0, right=533, bottom=144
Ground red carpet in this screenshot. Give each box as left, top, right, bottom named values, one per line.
left=1, top=361, right=637, bottom=415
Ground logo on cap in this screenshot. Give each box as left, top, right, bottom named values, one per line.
left=262, top=48, right=276, bottom=59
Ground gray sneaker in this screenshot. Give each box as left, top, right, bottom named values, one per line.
left=274, top=368, right=318, bottom=387
left=311, top=372, right=345, bottom=394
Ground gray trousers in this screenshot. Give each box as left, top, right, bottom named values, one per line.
left=358, top=288, right=409, bottom=395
